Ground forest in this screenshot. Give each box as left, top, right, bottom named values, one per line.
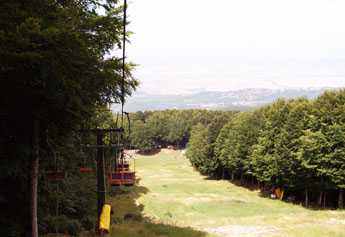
left=185, top=90, right=345, bottom=209
left=127, top=89, right=345, bottom=210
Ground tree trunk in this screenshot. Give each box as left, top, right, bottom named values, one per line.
left=323, top=192, right=327, bottom=208
left=31, top=118, right=39, bottom=237
left=241, top=172, right=244, bottom=185
left=231, top=170, right=235, bottom=181
left=222, top=167, right=225, bottom=180
left=318, top=192, right=323, bottom=206
left=305, top=187, right=309, bottom=208
left=257, top=180, right=260, bottom=189
left=319, top=177, right=324, bottom=206
left=54, top=151, right=59, bottom=218
left=338, top=189, right=344, bottom=209
left=264, top=181, right=268, bottom=192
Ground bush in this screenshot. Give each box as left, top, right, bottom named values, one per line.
left=56, top=216, right=82, bottom=236
left=124, top=213, right=143, bottom=222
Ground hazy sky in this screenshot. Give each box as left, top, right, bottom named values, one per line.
left=121, top=0, right=345, bottom=95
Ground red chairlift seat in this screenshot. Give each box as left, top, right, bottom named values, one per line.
left=115, top=163, right=130, bottom=171
left=45, top=171, right=67, bottom=179
left=80, top=167, right=92, bottom=172
left=110, top=172, right=135, bottom=186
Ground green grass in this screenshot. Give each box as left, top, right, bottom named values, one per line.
left=104, top=184, right=209, bottom=237
left=104, top=149, right=345, bottom=236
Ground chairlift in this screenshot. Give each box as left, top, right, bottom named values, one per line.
left=78, top=135, right=95, bottom=173
left=45, top=171, right=67, bottom=179
left=110, top=151, right=135, bottom=186
left=45, top=131, right=67, bottom=180
left=115, top=163, right=129, bottom=171
left=110, top=171, right=135, bottom=186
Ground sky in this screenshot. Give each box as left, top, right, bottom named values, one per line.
left=120, top=0, right=345, bottom=95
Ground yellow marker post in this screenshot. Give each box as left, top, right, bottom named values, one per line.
left=280, top=191, right=284, bottom=200
left=99, top=204, right=111, bottom=233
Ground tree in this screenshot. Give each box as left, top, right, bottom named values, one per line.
left=299, top=90, right=345, bottom=208
left=186, top=115, right=229, bottom=178
left=146, top=111, right=170, bottom=146
left=131, top=120, right=155, bottom=152
left=0, top=0, right=138, bottom=235
left=279, top=98, right=313, bottom=204
left=186, top=123, right=208, bottom=170
left=215, top=122, right=234, bottom=179
left=215, top=111, right=261, bottom=182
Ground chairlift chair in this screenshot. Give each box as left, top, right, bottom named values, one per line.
left=45, top=171, right=67, bottom=179
left=110, top=151, right=135, bottom=186
left=115, top=163, right=129, bottom=171
left=79, top=139, right=95, bottom=173
left=110, top=171, right=135, bottom=186
left=44, top=145, right=67, bottom=179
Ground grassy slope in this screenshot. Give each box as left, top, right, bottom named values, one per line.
left=106, top=150, right=208, bottom=237
left=107, top=150, right=345, bottom=236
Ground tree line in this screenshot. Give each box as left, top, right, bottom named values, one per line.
left=127, top=110, right=237, bottom=151
left=186, top=89, right=345, bottom=209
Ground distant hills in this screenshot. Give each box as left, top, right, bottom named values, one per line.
left=115, top=87, right=341, bottom=112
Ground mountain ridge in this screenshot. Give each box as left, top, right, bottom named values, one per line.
left=113, top=87, right=341, bottom=112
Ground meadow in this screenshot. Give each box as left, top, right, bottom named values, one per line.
left=107, top=150, right=345, bottom=236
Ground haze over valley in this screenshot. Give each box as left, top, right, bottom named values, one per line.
left=114, top=87, right=338, bottom=112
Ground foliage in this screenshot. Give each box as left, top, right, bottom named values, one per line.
left=0, top=0, right=138, bottom=235
left=131, top=120, right=155, bottom=152
left=186, top=89, right=345, bottom=208
left=186, top=123, right=208, bottom=170
left=129, top=109, right=236, bottom=152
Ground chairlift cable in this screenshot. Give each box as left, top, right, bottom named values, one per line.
left=121, top=0, right=127, bottom=131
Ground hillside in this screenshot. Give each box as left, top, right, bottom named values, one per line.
left=116, top=87, right=338, bottom=112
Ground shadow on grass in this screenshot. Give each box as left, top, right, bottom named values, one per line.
left=227, top=178, right=307, bottom=205
left=111, top=219, right=207, bottom=237
left=137, top=148, right=162, bottom=156
left=104, top=182, right=207, bottom=237
left=229, top=178, right=261, bottom=192
left=224, top=178, right=338, bottom=210
left=202, top=175, right=216, bottom=181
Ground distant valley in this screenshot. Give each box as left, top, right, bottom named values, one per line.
left=114, top=87, right=341, bottom=112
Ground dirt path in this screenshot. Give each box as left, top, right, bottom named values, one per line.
left=199, top=217, right=345, bottom=237
left=199, top=225, right=280, bottom=237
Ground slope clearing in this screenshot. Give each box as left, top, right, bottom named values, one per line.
left=108, top=149, right=345, bottom=236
